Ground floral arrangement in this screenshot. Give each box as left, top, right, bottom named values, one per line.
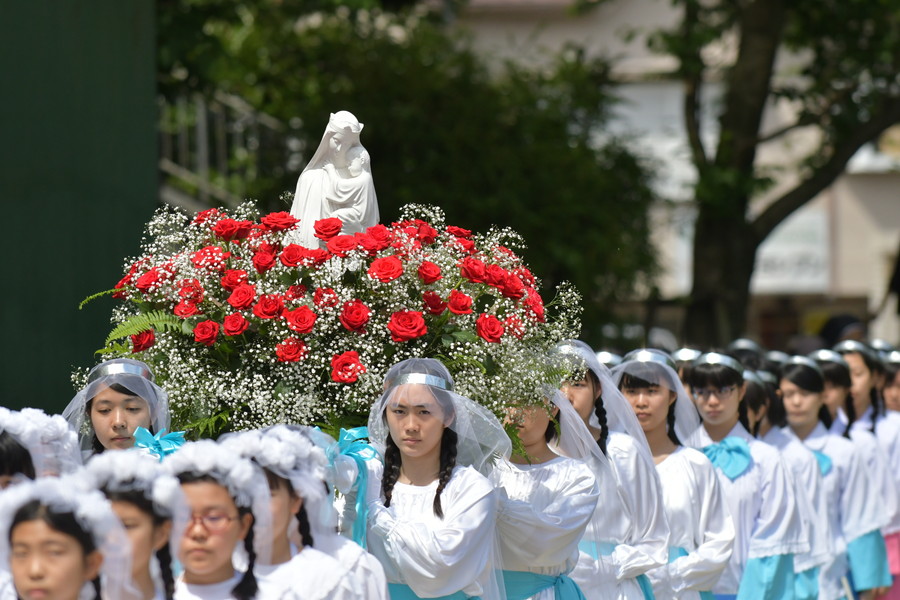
left=79, top=202, right=581, bottom=435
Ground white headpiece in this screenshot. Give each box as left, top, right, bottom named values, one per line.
left=368, top=358, right=512, bottom=476
left=612, top=348, right=700, bottom=444
left=163, top=440, right=274, bottom=566
left=62, top=358, right=170, bottom=454
left=0, top=475, right=133, bottom=600
left=302, top=110, right=365, bottom=174
left=219, top=427, right=330, bottom=540
left=546, top=387, right=611, bottom=471
left=0, top=407, right=81, bottom=477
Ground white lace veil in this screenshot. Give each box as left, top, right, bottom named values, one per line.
left=611, top=349, right=700, bottom=445
left=162, top=440, right=274, bottom=567
left=62, top=359, right=170, bottom=454
left=0, top=475, right=133, bottom=600
left=0, top=407, right=81, bottom=477
left=546, top=388, right=610, bottom=470
left=367, top=358, right=512, bottom=476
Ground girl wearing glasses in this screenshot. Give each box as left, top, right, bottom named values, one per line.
left=780, top=356, right=890, bottom=600
left=612, top=349, right=734, bottom=600
left=164, top=440, right=287, bottom=600
left=684, top=353, right=807, bottom=600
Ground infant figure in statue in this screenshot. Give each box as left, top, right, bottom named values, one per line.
left=289, top=111, right=379, bottom=248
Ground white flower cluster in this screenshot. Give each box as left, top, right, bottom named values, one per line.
left=0, top=407, right=81, bottom=477
left=82, top=450, right=184, bottom=520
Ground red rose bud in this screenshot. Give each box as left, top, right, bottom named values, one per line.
left=252, top=249, right=276, bottom=273
left=275, top=337, right=308, bottom=362
left=306, top=248, right=331, bottom=265
left=452, top=237, right=476, bottom=254
left=368, top=256, right=404, bottom=282
left=416, top=223, right=438, bottom=245
left=523, top=288, right=546, bottom=322
left=193, top=320, right=220, bottom=346
left=227, top=283, right=256, bottom=310
left=193, top=207, right=220, bottom=225
left=220, top=269, right=248, bottom=292
left=475, top=313, right=504, bottom=343
left=223, top=313, right=249, bottom=336
left=212, top=218, right=255, bottom=241
left=326, top=234, right=359, bottom=257
left=282, top=306, right=318, bottom=334
left=504, top=315, right=526, bottom=339
left=500, top=273, right=526, bottom=299
left=134, top=268, right=161, bottom=294
left=513, top=267, right=536, bottom=287
left=458, top=257, right=487, bottom=283
left=190, top=246, right=231, bottom=272
left=447, top=290, right=474, bottom=315
left=261, top=211, right=300, bottom=232
left=422, top=291, right=447, bottom=315
left=130, top=329, right=155, bottom=353
left=174, top=300, right=201, bottom=318
left=446, top=226, right=472, bottom=238
left=284, top=285, right=308, bottom=301
left=387, top=311, right=428, bottom=342
left=252, top=294, right=285, bottom=320
left=314, top=217, right=343, bottom=241
left=178, top=278, right=204, bottom=302
left=339, top=300, right=371, bottom=333
left=417, top=261, right=442, bottom=284
left=313, top=287, right=339, bottom=308
left=331, top=351, right=367, bottom=383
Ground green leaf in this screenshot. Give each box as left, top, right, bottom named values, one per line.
left=78, top=288, right=119, bottom=310
left=105, top=310, right=184, bottom=345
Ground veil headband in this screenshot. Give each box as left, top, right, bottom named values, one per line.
left=694, top=352, right=743, bottom=375
left=88, top=360, right=154, bottom=383
left=384, top=373, right=452, bottom=392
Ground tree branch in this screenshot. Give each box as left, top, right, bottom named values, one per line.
left=756, top=116, right=813, bottom=145
left=752, top=98, right=900, bottom=240
left=681, top=0, right=707, bottom=167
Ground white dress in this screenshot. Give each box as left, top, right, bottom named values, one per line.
left=570, top=431, right=670, bottom=600
left=761, top=427, right=833, bottom=576
left=790, top=422, right=887, bottom=600
left=366, top=465, right=500, bottom=599
left=685, top=423, right=808, bottom=596
left=174, top=571, right=294, bottom=599
left=314, top=532, right=388, bottom=600
left=490, top=456, right=600, bottom=600
left=647, top=446, right=734, bottom=600
left=255, top=546, right=355, bottom=600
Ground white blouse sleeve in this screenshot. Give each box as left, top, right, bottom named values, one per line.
left=368, top=470, right=497, bottom=597
left=840, top=441, right=885, bottom=542
left=495, top=461, right=600, bottom=566
left=747, top=446, right=807, bottom=559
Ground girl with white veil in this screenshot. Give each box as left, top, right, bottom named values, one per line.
left=552, top=340, right=669, bottom=600
left=490, top=386, right=601, bottom=599
left=612, top=349, right=734, bottom=600
left=0, top=407, right=81, bottom=486
left=362, top=357, right=511, bottom=600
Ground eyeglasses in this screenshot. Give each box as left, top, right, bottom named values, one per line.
left=188, top=513, right=239, bottom=533
left=692, top=385, right=738, bottom=400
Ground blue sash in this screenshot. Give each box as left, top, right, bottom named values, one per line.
left=388, top=583, right=480, bottom=600
left=578, top=541, right=656, bottom=600
left=847, top=530, right=893, bottom=590
left=668, top=546, right=715, bottom=600
left=502, top=570, right=586, bottom=600
left=794, top=566, right=819, bottom=600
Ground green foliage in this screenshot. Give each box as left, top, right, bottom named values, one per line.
left=78, top=288, right=119, bottom=310
left=103, top=310, right=184, bottom=345
left=156, top=3, right=659, bottom=343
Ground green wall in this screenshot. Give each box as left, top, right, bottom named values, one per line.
left=0, top=1, right=157, bottom=412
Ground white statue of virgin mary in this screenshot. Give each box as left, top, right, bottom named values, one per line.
left=288, top=111, right=379, bottom=248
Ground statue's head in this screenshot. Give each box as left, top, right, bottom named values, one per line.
left=326, top=111, right=363, bottom=158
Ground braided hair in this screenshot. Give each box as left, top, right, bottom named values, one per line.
left=584, top=370, right=609, bottom=457
left=381, top=429, right=459, bottom=519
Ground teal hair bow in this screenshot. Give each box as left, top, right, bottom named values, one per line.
left=326, top=426, right=380, bottom=549
left=702, top=436, right=752, bottom=480
left=134, top=426, right=185, bottom=462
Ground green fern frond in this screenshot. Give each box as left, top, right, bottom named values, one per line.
left=94, top=341, right=131, bottom=356
left=78, top=288, right=119, bottom=310
left=105, top=310, right=183, bottom=345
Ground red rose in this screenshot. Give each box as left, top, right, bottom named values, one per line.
left=227, top=283, right=257, bottom=309
left=387, top=311, right=428, bottom=342
left=174, top=300, right=201, bottom=318
left=252, top=294, right=285, bottom=320
left=447, top=290, right=474, bottom=315
left=113, top=276, right=129, bottom=299
left=212, top=218, right=255, bottom=241
left=313, top=287, right=339, bottom=308
left=282, top=306, right=317, bottom=334
left=475, top=313, right=504, bottom=343
left=417, top=261, right=442, bottom=285
left=327, top=235, right=358, bottom=257
left=422, top=291, right=447, bottom=315
left=261, top=211, right=300, bottom=232
left=220, top=269, right=248, bottom=292
left=280, top=244, right=307, bottom=268
left=485, top=265, right=509, bottom=287
left=355, top=232, right=380, bottom=255
left=284, top=285, right=308, bottom=301
left=314, top=218, right=344, bottom=241
left=495, top=245, right=518, bottom=259
left=368, top=256, right=404, bottom=283
left=306, top=248, right=331, bottom=265
left=276, top=337, right=308, bottom=362
left=252, top=249, right=276, bottom=273
left=331, top=351, right=367, bottom=383
left=223, top=313, right=249, bottom=336
left=415, top=223, right=438, bottom=245
left=193, top=208, right=220, bottom=225
left=193, top=320, right=220, bottom=346
left=365, top=224, right=393, bottom=250
left=522, top=288, right=545, bottom=322
left=451, top=237, right=476, bottom=254
left=500, top=273, right=526, bottom=299
left=130, top=329, right=155, bottom=353
left=178, top=278, right=204, bottom=302
left=446, top=226, right=472, bottom=238
left=134, top=268, right=161, bottom=293
left=339, top=300, right=371, bottom=333
left=459, top=257, right=487, bottom=283
left=504, top=315, right=526, bottom=339
left=191, top=246, right=231, bottom=272
left=513, top=267, right=536, bottom=287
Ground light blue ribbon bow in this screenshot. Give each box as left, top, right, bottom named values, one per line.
left=702, top=437, right=752, bottom=480
left=134, top=426, right=185, bottom=462
left=327, top=426, right=380, bottom=549
left=811, top=450, right=832, bottom=476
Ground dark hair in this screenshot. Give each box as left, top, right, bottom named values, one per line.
left=85, top=383, right=153, bottom=454
left=582, top=370, right=608, bottom=457
left=382, top=428, right=458, bottom=519
left=687, top=362, right=749, bottom=429
left=618, top=372, right=680, bottom=445
left=102, top=488, right=174, bottom=600
left=10, top=500, right=101, bottom=598
left=262, top=469, right=314, bottom=549
left=780, top=363, right=832, bottom=429
left=742, top=379, right=768, bottom=437
left=0, top=431, right=35, bottom=480
left=176, top=473, right=257, bottom=600
left=544, top=406, right=560, bottom=444
left=842, top=351, right=883, bottom=434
